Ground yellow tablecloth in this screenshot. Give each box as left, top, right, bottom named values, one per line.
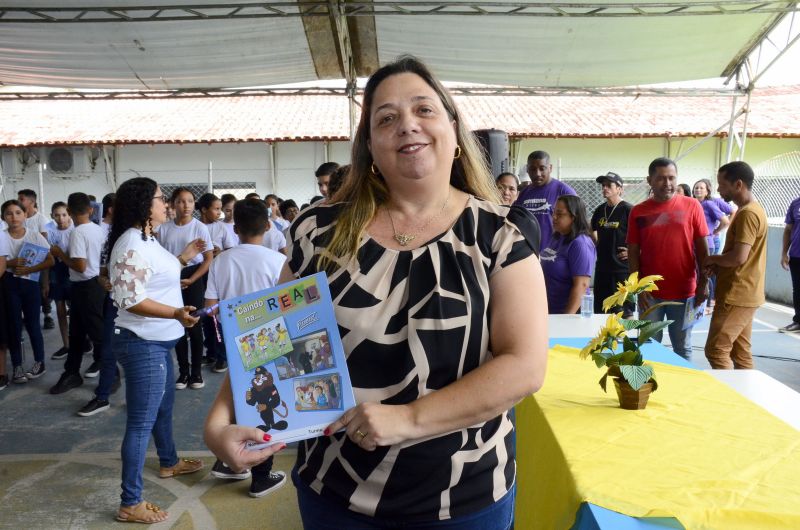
left=515, top=346, right=800, bottom=530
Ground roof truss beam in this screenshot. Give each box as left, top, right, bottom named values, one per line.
left=0, top=86, right=747, bottom=101
left=1, top=1, right=799, bottom=23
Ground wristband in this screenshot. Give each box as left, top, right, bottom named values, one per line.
left=178, top=254, right=188, bottom=267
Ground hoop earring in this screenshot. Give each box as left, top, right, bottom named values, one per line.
left=371, top=162, right=380, bottom=176
left=454, top=145, right=462, bottom=160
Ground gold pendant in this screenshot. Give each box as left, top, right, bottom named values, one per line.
left=394, top=233, right=415, bottom=246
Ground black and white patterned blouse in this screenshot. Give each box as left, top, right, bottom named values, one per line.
left=288, top=195, right=540, bottom=521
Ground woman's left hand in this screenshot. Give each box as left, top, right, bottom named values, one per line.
left=181, top=238, right=207, bottom=262
left=324, top=403, right=415, bottom=451
left=180, top=278, right=194, bottom=289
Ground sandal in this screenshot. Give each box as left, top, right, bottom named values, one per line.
left=116, top=501, right=169, bottom=524
left=159, top=458, right=204, bottom=478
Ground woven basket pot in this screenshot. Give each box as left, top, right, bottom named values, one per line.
left=613, top=378, right=655, bottom=410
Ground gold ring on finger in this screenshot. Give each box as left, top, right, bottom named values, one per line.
left=356, top=429, right=368, bottom=439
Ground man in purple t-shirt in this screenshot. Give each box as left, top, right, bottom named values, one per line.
left=514, top=150, right=577, bottom=251
left=780, top=195, right=800, bottom=333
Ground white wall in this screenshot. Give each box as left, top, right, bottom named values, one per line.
left=3, top=136, right=798, bottom=210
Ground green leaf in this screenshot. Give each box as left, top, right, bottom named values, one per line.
left=605, top=350, right=639, bottom=366
left=638, top=320, right=672, bottom=345
left=619, top=365, right=653, bottom=391
left=622, top=335, right=636, bottom=353
left=620, top=318, right=650, bottom=331
left=599, top=372, right=609, bottom=393
left=592, top=352, right=608, bottom=368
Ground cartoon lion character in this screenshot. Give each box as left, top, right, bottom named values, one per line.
left=245, top=366, right=288, bottom=432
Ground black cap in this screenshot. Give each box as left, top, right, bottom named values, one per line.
left=596, top=172, right=623, bottom=185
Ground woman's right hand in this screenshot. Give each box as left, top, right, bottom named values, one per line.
left=173, top=306, right=200, bottom=327
left=209, top=425, right=287, bottom=473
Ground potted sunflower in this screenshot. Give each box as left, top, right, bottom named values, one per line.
left=579, top=272, right=680, bottom=410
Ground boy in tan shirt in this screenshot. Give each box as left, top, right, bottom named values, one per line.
left=703, top=161, right=767, bottom=369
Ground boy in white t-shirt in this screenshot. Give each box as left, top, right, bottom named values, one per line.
left=204, top=198, right=288, bottom=498
left=49, top=193, right=108, bottom=395
left=47, top=201, right=75, bottom=361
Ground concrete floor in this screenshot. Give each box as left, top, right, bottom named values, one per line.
left=0, top=302, right=798, bottom=529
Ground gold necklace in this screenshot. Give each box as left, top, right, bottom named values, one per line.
left=385, top=190, right=451, bottom=246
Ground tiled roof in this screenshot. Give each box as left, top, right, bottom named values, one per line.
left=1, top=86, right=798, bottom=147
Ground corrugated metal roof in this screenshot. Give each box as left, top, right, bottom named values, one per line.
left=1, top=86, right=798, bottom=147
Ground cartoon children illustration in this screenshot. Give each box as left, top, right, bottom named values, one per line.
left=246, top=366, right=288, bottom=432
left=276, top=323, right=289, bottom=349
left=256, top=329, right=269, bottom=353
left=266, top=327, right=276, bottom=344
left=240, top=336, right=252, bottom=364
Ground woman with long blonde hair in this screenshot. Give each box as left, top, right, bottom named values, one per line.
left=206, top=56, right=547, bottom=529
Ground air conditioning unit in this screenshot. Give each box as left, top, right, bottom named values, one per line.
left=42, top=146, right=90, bottom=179
left=0, top=148, right=27, bottom=182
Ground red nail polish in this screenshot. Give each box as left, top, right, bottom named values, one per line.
left=263, top=433, right=272, bottom=441
left=323, top=428, right=330, bottom=436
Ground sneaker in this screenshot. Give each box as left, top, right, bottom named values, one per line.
left=12, top=366, right=28, bottom=384
left=212, top=360, right=228, bottom=373
left=25, top=361, right=46, bottom=379
left=77, top=397, right=110, bottom=417
left=43, top=315, right=55, bottom=330
left=779, top=322, right=800, bottom=333
left=201, top=355, right=216, bottom=366
left=50, top=347, right=69, bottom=360
left=159, top=458, right=204, bottom=478
left=84, top=361, right=101, bottom=378
left=211, top=459, right=251, bottom=480
left=175, top=374, right=189, bottom=390
left=49, top=372, right=83, bottom=394
left=249, top=471, right=287, bottom=498
left=189, top=374, right=205, bottom=389
left=0, top=375, right=8, bottom=390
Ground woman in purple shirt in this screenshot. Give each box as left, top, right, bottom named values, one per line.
left=541, top=195, right=596, bottom=314
left=693, top=179, right=732, bottom=311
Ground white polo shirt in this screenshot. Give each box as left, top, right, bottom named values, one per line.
left=156, top=218, right=213, bottom=267
left=205, top=243, right=286, bottom=301
left=68, top=221, right=106, bottom=281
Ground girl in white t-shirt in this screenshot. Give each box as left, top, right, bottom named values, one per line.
left=2, top=200, right=55, bottom=384
left=107, top=177, right=205, bottom=524
left=220, top=193, right=239, bottom=246
left=0, top=229, right=10, bottom=390
left=197, top=193, right=235, bottom=372
left=265, top=194, right=289, bottom=232
left=157, top=188, right=214, bottom=390
left=197, top=193, right=236, bottom=257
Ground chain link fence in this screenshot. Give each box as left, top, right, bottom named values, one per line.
left=560, top=178, right=651, bottom=216
left=754, top=151, right=800, bottom=222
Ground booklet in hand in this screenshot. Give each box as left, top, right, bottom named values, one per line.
left=217, top=272, right=355, bottom=448
left=17, top=241, right=50, bottom=282
left=682, top=296, right=706, bottom=331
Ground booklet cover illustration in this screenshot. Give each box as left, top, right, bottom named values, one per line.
left=217, top=272, right=355, bottom=447
left=682, top=296, right=706, bottom=331
left=17, top=241, right=50, bottom=282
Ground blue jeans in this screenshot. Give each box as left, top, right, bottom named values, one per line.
left=4, top=273, right=44, bottom=367
left=115, top=328, right=179, bottom=507
left=95, top=296, right=119, bottom=401
left=294, top=467, right=515, bottom=530
left=644, top=295, right=692, bottom=360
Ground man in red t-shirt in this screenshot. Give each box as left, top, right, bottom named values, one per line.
left=627, top=157, right=709, bottom=360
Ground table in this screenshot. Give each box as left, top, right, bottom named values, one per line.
left=513, top=315, right=800, bottom=530
left=705, top=369, right=800, bottom=431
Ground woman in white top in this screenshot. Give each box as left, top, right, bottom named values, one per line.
left=157, top=188, right=214, bottom=390
left=2, top=200, right=54, bottom=384
left=107, top=177, right=206, bottom=524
